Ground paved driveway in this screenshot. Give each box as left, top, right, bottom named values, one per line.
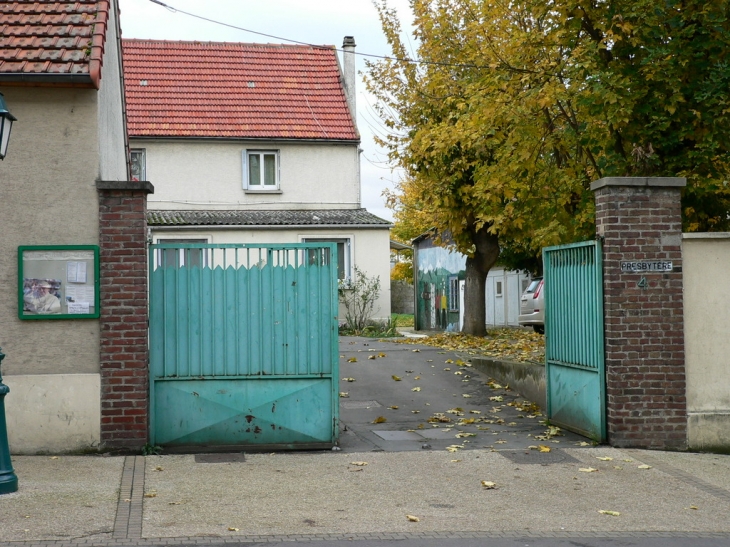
left=337, top=336, right=587, bottom=456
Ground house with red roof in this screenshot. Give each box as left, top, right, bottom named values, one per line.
left=122, top=37, right=392, bottom=321
left=0, top=1, right=151, bottom=454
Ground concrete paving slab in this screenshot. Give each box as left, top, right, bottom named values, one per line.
left=0, top=455, right=123, bottom=542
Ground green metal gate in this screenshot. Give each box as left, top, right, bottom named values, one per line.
left=148, top=243, right=339, bottom=450
left=543, top=240, right=606, bottom=442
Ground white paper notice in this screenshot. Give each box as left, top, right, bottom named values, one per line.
left=65, top=285, right=95, bottom=305
left=66, top=261, right=88, bottom=283
left=68, top=302, right=90, bottom=314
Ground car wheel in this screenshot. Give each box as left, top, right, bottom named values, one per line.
left=533, top=325, right=544, bottom=334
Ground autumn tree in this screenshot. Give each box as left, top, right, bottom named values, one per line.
left=367, top=0, right=730, bottom=335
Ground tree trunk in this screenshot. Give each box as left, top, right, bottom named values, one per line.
left=462, top=229, right=500, bottom=336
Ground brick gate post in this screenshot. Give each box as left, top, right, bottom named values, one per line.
left=96, top=180, right=154, bottom=451
left=592, top=177, right=687, bottom=450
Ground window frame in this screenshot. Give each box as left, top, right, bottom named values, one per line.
left=448, top=276, right=460, bottom=312
left=154, top=237, right=211, bottom=269
left=301, top=236, right=353, bottom=284
left=130, top=148, right=146, bottom=182
left=242, top=149, right=280, bottom=191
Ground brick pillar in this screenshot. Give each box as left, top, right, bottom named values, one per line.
left=592, top=177, right=687, bottom=450
left=96, top=180, right=154, bottom=451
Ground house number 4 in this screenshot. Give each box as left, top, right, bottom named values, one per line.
left=637, top=276, right=648, bottom=289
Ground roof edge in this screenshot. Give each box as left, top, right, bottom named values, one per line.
left=0, top=74, right=95, bottom=87
left=129, top=136, right=361, bottom=144
left=148, top=223, right=392, bottom=230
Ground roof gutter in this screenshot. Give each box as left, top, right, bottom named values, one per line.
left=148, top=223, right=392, bottom=230
left=129, top=136, right=360, bottom=145
left=0, top=74, right=95, bottom=87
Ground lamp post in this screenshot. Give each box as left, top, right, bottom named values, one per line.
left=0, top=92, right=17, bottom=160
left=0, top=348, right=18, bottom=494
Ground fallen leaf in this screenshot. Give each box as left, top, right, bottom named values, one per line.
left=412, top=387, right=421, bottom=392
left=456, top=432, right=476, bottom=438
left=350, top=461, right=368, bottom=466
left=469, top=410, right=481, bottom=414
left=538, top=445, right=551, bottom=453
left=598, top=510, right=620, bottom=517
left=579, top=467, right=598, bottom=473
left=392, top=375, right=402, bottom=381
left=50, top=456, right=59, bottom=460
left=494, top=440, right=507, bottom=444
left=154, top=466, right=164, bottom=471
left=342, top=377, right=355, bottom=382
left=339, top=392, right=349, bottom=398
left=368, top=355, right=377, bottom=360
left=689, top=505, right=698, bottom=510
left=378, top=352, right=387, bottom=358
left=228, top=527, right=239, bottom=531
left=144, top=492, right=157, bottom=498
left=414, top=376, right=421, bottom=380
left=443, top=367, right=451, bottom=371
left=372, top=416, right=387, bottom=424
left=168, top=502, right=182, bottom=505
left=596, top=456, right=613, bottom=461
left=481, top=481, right=497, bottom=489
left=454, top=371, right=464, bottom=375
left=489, top=396, right=503, bottom=402
left=412, top=349, right=421, bottom=353
left=426, top=359, right=433, bottom=362
left=450, top=459, right=462, bottom=463
left=462, top=394, right=472, bottom=398
left=445, top=359, right=454, bottom=364
left=388, top=405, right=399, bottom=410
left=577, top=441, right=592, bottom=447
left=406, top=515, right=420, bottom=522
left=411, top=410, right=420, bottom=414
left=347, top=357, right=357, bottom=363
left=638, top=464, right=652, bottom=469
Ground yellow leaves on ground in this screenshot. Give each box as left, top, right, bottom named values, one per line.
left=368, top=355, right=377, bottom=360
left=388, top=405, right=399, bottom=410
left=412, top=387, right=421, bottom=392
left=228, top=527, right=240, bottom=531
left=579, top=467, right=598, bottom=473
left=481, top=481, right=497, bottom=489
left=596, top=456, right=613, bottom=461
left=347, top=357, right=357, bottom=363
left=342, top=377, right=355, bottom=382
left=406, top=515, right=420, bottom=522
left=350, top=461, right=368, bottom=466
left=339, top=392, right=349, bottom=398
left=372, top=416, right=387, bottom=424
left=489, top=396, right=503, bottom=402
left=598, top=510, right=620, bottom=517
left=537, top=445, right=551, bottom=453
left=395, top=329, right=545, bottom=363
left=392, top=375, right=402, bottom=381
left=144, top=491, right=158, bottom=498
left=638, top=464, right=652, bottom=469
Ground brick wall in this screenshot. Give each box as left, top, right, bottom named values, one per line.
left=96, top=181, right=153, bottom=451
left=592, top=177, right=686, bottom=450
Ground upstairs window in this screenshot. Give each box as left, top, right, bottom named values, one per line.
left=243, top=150, right=279, bottom=190
left=130, top=149, right=146, bottom=181
left=303, top=237, right=351, bottom=283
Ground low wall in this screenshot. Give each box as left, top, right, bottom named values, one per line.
left=471, top=357, right=546, bottom=410
left=391, top=280, right=414, bottom=315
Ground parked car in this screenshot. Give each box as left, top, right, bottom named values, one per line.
left=518, top=277, right=544, bottom=334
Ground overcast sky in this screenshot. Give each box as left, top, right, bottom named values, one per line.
left=118, top=0, right=415, bottom=221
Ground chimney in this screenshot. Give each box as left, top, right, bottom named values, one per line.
left=342, top=36, right=356, bottom=118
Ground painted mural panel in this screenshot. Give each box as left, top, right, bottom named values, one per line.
left=414, top=242, right=466, bottom=332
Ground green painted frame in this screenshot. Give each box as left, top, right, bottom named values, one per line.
left=18, top=245, right=100, bottom=320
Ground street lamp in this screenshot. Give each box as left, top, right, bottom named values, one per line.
left=0, top=92, right=17, bottom=160
left=0, top=348, right=18, bottom=494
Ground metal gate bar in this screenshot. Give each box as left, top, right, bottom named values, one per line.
left=149, top=243, right=339, bottom=449
left=544, top=240, right=606, bottom=441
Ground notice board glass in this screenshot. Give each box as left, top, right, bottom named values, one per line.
left=18, top=245, right=100, bottom=320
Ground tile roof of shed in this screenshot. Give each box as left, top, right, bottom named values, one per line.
left=0, top=1, right=110, bottom=88
left=147, top=209, right=391, bottom=227
left=123, top=40, right=359, bottom=141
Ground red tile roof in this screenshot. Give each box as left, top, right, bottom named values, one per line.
left=122, top=40, right=358, bottom=141
left=0, top=1, right=110, bottom=88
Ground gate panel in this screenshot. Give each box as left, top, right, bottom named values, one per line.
left=149, top=244, right=339, bottom=449
left=544, top=240, right=606, bottom=441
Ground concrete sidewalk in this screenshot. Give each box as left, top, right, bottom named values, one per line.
left=1, top=336, right=730, bottom=544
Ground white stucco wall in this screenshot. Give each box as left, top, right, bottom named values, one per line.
left=683, top=234, right=730, bottom=451
left=152, top=227, right=391, bottom=322
left=133, top=140, right=361, bottom=210
left=5, top=374, right=101, bottom=454
left=97, top=3, right=129, bottom=181
left=0, top=87, right=104, bottom=453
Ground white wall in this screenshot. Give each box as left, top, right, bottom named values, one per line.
left=134, top=140, right=361, bottom=210
left=683, top=234, right=730, bottom=451
left=484, top=268, right=529, bottom=327
left=152, top=227, right=391, bottom=322
left=97, top=2, right=128, bottom=181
